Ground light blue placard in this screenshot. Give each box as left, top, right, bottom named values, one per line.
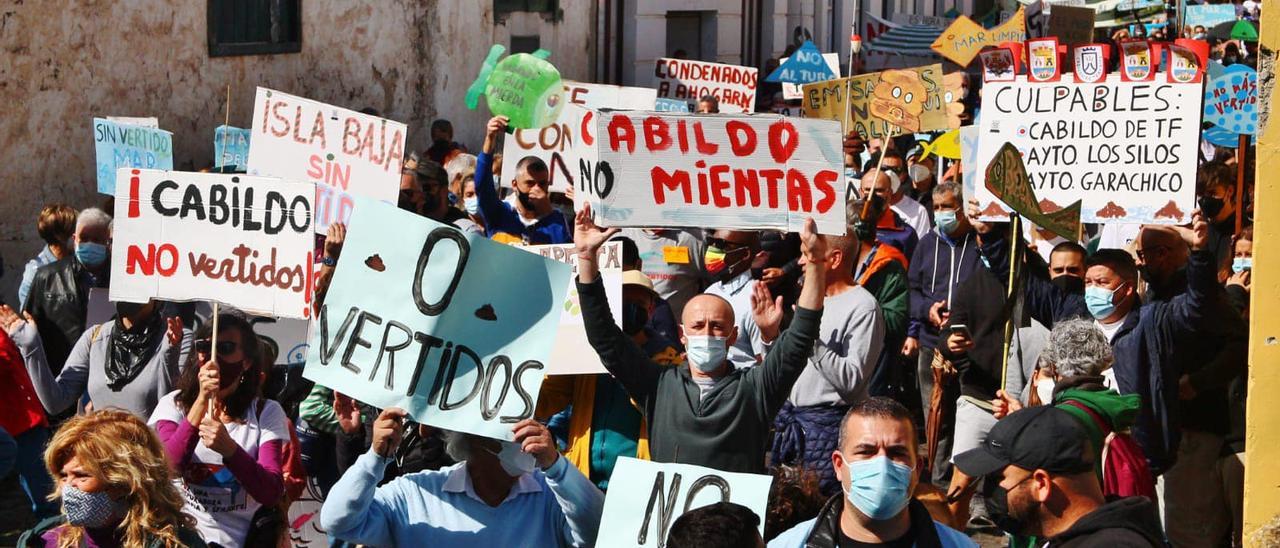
left=1204, top=125, right=1256, bottom=148
left=765, top=40, right=837, bottom=84
left=598, top=457, right=773, bottom=548
left=654, top=98, right=691, bottom=112
left=1203, top=64, right=1258, bottom=135
left=1185, top=5, right=1237, bottom=29
left=93, top=118, right=173, bottom=195
left=303, top=197, right=571, bottom=441
left=214, top=125, right=252, bottom=170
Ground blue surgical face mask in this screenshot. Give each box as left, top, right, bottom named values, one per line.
left=844, top=455, right=914, bottom=520
left=75, top=242, right=108, bottom=267
left=1233, top=257, right=1252, bottom=273
left=464, top=196, right=480, bottom=215
left=684, top=335, right=729, bottom=373
left=935, top=209, right=959, bottom=235
left=1085, top=283, right=1123, bottom=320
left=62, top=485, right=125, bottom=528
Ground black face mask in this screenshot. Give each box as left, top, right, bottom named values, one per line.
left=1050, top=275, right=1085, bottom=295
left=622, top=302, right=648, bottom=336
left=517, top=190, right=537, bottom=211
left=1199, top=195, right=1225, bottom=219
left=982, top=476, right=1031, bottom=537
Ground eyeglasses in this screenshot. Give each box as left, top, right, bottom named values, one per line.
left=195, top=339, right=238, bottom=357
left=707, top=238, right=748, bottom=251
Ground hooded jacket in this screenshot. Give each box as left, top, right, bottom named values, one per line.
left=874, top=209, right=920, bottom=263
left=908, top=228, right=982, bottom=349
left=767, top=495, right=975, bottom=547
left=1046, top=497, right=1167, bottom=547
left=857, top=242, right=911, bottom=399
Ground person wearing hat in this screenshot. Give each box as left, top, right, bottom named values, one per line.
left=953, top=406, right=1165, bottom=547
left=534, top=267, right=682, bottom=491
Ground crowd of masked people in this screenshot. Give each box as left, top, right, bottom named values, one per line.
left=0, top=87, right=1261, bottom=546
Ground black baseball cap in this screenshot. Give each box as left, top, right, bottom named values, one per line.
left=954, top=406, right=1094, bottom=478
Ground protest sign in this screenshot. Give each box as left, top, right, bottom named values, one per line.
left=767, top=41, right=837, bottom=87
left=1203, top=64, right=1258, bottom=135
left=654, top=98, right=691, bottom=112
left=466, top=45, right=567, bottom=130
left=653, top=58, right=758, bottom=114
left=502, top=82, right=656, bottom=193
left=580, top=112, right=847, bottom=235
left=1204, top=125, right=1256, bottom=148
left=599, top=457, right=773, bottom=548
left=1184, top=4, right=1237, bottom=29
left=974, top=75, right=1203, bottom=224
left=781, top=53, right=840, bottom=101
left=800, top=64, right=948, bottom=137
left=985, top=141, right=1082, bottom=239
left=943, top=72, right=968, bottom=129
left=246, top=87, right=406, bottom=233
left=214, top=125, right=252, bottom=170
left=960, top=125, right=981, bottom=200
left=93, top=118, right=174, bottom=195
left=254, top=317, right=313, bottom=367
left=524, top=242, right=622, bottom=375
left=981, top=49, right=1019, bottom=82
left=1120, top=41, right=1155, bottom=82
left=1027, top=38, right=1061, bottom=82
left=931, top=9, right=1026, bottom=67
left=107, top=116, right=159, bottom=129
left=1074, top=44, right=1108, bottom=83
left=892, top=13, right=955, bottom=28
left=1049, top=6, right=1096, bottom=49
left=109, top=169, right=315, bottom=319
left=303, top=197, right=571, bottom=441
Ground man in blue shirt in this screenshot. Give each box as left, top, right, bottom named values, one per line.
left=321, top=409, right=604, bottom=547
left=474, top=116, right=572, bottom=244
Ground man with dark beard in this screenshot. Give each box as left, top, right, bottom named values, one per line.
left=954, top=406, right=1165, bottom=547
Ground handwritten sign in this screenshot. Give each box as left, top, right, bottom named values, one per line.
left=599, top=458, right=772, bottom=548
left=781, top=53, right=840, bottom=100
left=524, top=242, right=622, bottom=375
left=1203, top=64, right=1258, bottom=135
left=985, top=142, right=1082, bottom=239
left=214, top=125, right=252, bottom=170
left=1185, top=4, right=1237, bottom=29
left=107, top=116, right=159, bottom=129
left=303, top=197, right=571, bottom=440
left=653, top=58, right=759, bottom=114
left=580, top=112, right=847, bottom=235
left=767, top=41, right=837, bottom=86
left=974, top=75, right=1203, bottom=224
left=800, top=64, right=948, bottom=137
left=109, top=169, right=315, bottom=319
left=654, top=98, right=691, bottom=112
left=246, top=88, right=406, bottom=233
left=93, top=119, right=174, bottom=195
left=931, top=8, right=1026, bottom=67
left=502, top=82, right=656, bottom=192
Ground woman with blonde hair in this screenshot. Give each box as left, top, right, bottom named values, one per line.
left=22, top=409, right=204, bottom=547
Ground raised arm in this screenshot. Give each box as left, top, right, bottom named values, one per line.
left=757, top=219, right=827, bottom=415
left=321, top=408, right=409, bottom=547
left=1, top=305, right=87, bottom=415
left=474, top=116, right=520, bottom=235
left=1167, top=212, right=1221, bottom=334
left=515, top=419, right=604, bottom=547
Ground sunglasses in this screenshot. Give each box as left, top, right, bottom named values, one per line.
left=195, top=339, right=238, bottom=357
left=707, top=238, right=748, bottom=251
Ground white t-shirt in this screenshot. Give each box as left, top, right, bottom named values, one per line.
left=1095, top=311, right=1130, bottom=343
left=148, top=391, right=290, bottom=547
left=891, top=195, right=933, bottom=237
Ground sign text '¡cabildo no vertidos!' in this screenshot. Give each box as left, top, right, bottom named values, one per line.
left=601, top=114, right=840, bottom=214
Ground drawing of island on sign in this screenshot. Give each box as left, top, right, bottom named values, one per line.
left=1154, top=200, right=1186, bottom=222
left=1038, top=198, right=1062, bottom=213
left=980, top=201, right=1009, bottom=217
left=1095, top=201, right=1128, bottom=219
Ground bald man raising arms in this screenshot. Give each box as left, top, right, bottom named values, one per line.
left=574, top=205, right=829, bottom=474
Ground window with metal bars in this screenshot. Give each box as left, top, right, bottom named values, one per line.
left=207, top=0, right=301, bottom=57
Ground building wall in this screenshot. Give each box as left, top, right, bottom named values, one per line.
left=0, top=0, right=593, bottom=302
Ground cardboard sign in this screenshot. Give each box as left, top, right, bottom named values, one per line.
left=1073, top=44, right=1108, bottom=83
left=246, top=88, right=406, bottom=233
left=1027, top=38, right=1061, bottom=82
left=107, top=116, right=159, bottom=129
left=1048, top=6, right=1096, bottom=49
left=653, top=58, right=758, bottom=114
left=93, top=118, right=174, bottom=195
left=303, top=197, right=571, bottom=441
left=942, top=72, right=968, bottom=129
left=959, top=125, right=981, bottom=200
left=1203, top=64, right=1258, bottom=135
left=214, top=125, right=252, bottom=170
left=524, top=242, right=622, bottom=375
left=766, top=41, right=837, bottom=85
left=985, top=142, right=1081, bottom=239
left=109, top=169, right=315, bottom=319
left=974, top=75, right=1203, bottom=224
left=598, top=458, right=772, bottom=548
left=931, top=8, right=1027, bottom=67
left=502, top=83, right=656, bottom=193
left=1184, top=4, right=1237, bottom=28
left=800, top=64, right=948, bottom=137
left=254, top=317, right=313, bottom=367
left=654, top=98, right=691, bottom=112
left=580, top=112, right=847, bottom=235
left=781, top=53, right=841, bottom=101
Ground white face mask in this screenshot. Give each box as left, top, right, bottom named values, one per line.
left=485, top=440, right=537, bottom=477
left=684, top=335, right=729, bottom=373
left=1036, top=377, right=1057, bottom=404
left=909, top=164, right=932, bottom=183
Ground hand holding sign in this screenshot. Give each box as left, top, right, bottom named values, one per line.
left=372, top=407, right=408, bottom=458
left=512, top=418, right=559, bottom=470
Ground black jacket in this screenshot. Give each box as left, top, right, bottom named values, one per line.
left=1048, top=497, right=1167, bottom=547
left=801, top=494, right=943, bottom=548
left=22, top=257, right=106, bottom=375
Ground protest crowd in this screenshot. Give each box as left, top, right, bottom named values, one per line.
left=0, top=1, right=1270, bottom=547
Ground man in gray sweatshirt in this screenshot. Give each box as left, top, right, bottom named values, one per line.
left=573, top=206, right=828, bottom=474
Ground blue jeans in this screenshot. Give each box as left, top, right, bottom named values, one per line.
left=15, top=426, right=57, bottom=519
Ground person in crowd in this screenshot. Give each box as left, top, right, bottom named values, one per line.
left=771, top=228, right=885, bottom=495
left=456, top=174, right=487, bottom=233
left=18, top=204, right=77, bottom=310
left=574, top=205, right=828, bottom=474
left=535, top=267, right=682, bottom=491
left=908, top=182, right=982, bottom=485
left=1199, top=162, right=1240, bottom=272
left=24, top=207, right=113, bottom=378
left=769, top=398, right=975, bottom=547
left=425, top=119, right=466, bottom=164
left=905, top=147, right=938, bottom=215
left=320, top=410, right=603, bottom=547
left=474, top=116, right=571, bottom=244
left=0, top=316, right=57, bottom=521
left=875, top=151, right=933, bottom=237
left=703, top=229, right=772, bottom=368
left=765, top=466, right=827, bottom=541
left=617, top=236, right=681, bottom=346
left=620, top=227, right=707, bottom=321
left=954, top=406, right=1165, bottom=546
left=399, top=157, right=480, bottom=233
left=697, top=95, right=720, bottom=114
left=23, top=409, right=204, bottom=547
left=859, top=167, right=919, bottom=261
left=667, top=502, right=766, bottom=548
left=1217, top=226, right=1251, bottom=545
left=149, top=313, right=288, bottom=547
left=756, top=231, right=804, bottom=312
left=847, top=197, right=910, bottom=403
left=1228, top=225, right=1252, bottom=314
left=3, top=300, right=188, bottom=419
